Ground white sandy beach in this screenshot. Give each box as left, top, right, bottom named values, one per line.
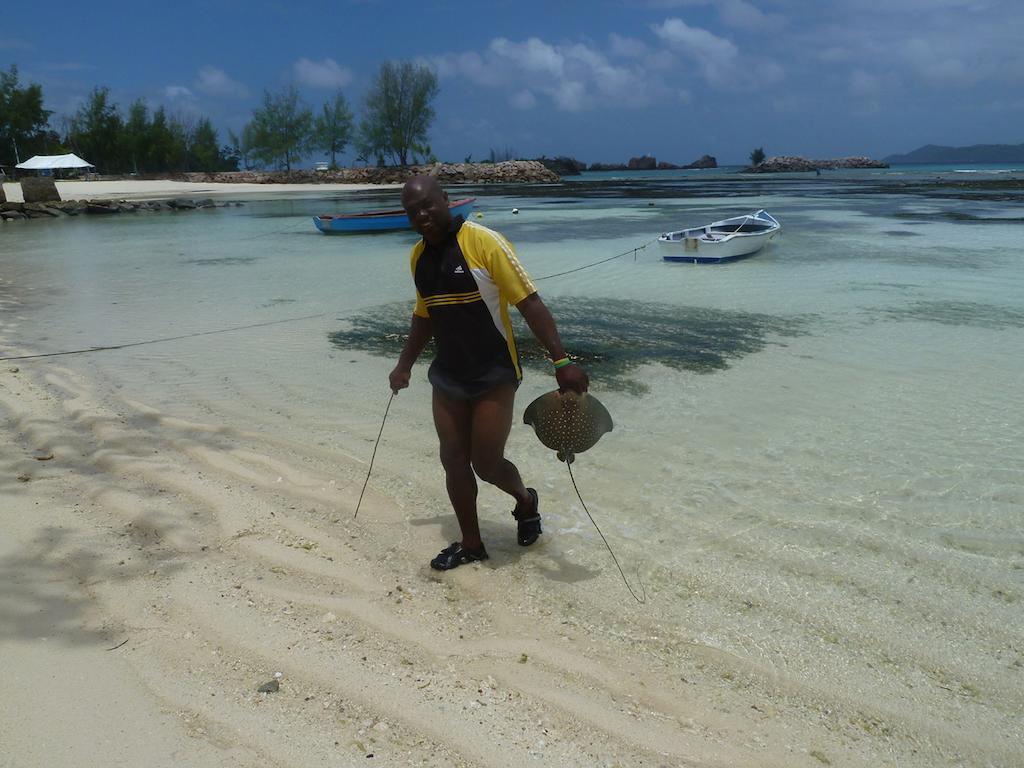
left=0, top=353, right=801, bottom=768
left=2, top=179, right=399, bottom=204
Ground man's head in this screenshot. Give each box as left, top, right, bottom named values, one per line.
left=401, top=175, right=451, bottom=244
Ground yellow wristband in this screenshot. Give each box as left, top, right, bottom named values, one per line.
left=552, top=357, right=573, bottom=370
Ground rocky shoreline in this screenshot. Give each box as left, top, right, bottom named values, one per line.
left=740, top=155, right=888, bottom=173
left=1, top=197, right=238, bottom=221
left=182, top=159, right=559, bottom=185
left=1, top=161, right=559, bottom=223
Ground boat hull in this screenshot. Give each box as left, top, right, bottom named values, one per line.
left=659, top=210, right=780, bottom=264
left=314, top=198, right=476, bottom=234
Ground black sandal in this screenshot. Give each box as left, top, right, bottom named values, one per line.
left=430, top=542, right=489, bottom=571
left=514, top=488, right=542, bottom=547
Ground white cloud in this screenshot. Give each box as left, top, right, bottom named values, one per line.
left=510, top=89, right=538, bottom=110
left=849, top=69, right=879, bottom=96
left=716, top=0, right=785, bottom=31
left=432, top=36, right=654, bottom=111
left=163, top=85, right=195, bottom=100
left=609, top=33, right=648, bottom=58
left=292, top=57, right=353, bottom=89
left=552, top=80, right=588, bottom=112
left=0, top=37, right=32, bottom=51
left=651, top=18, right=739, bottom=83
left=490, top=38, right=565, bottom=79
left=756, top=60, right=785, bottom=84
left=194, top=66, right=249, bottom=98
left=642, top=0, right=785, bottom=31
left=902, top=38, right=970, bottom=85
left=432, top=51, right=502, bottom=87
left=817, top=46, right=853, bottom=63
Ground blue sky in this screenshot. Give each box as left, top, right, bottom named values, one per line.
left=3, top=0, right=1022, bottom=165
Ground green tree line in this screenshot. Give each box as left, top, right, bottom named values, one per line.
left=67, top=87, right=238, bottom=174
left=1, top=60, right=439, bottom=174
left=0, top=65, right=57, bottom=168
left=232, top=61, right=438, bottom=171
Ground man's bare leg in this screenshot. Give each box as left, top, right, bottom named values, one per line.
left=432, top=389, right=483, bottom=549
left=470, top=383, right=535, bottom=518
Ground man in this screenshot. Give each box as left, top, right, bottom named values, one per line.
left=389, top=175, right=588, bottom=570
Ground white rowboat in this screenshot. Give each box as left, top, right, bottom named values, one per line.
left=659, top=210, right=780, bottom=263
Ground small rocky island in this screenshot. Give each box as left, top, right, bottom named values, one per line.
left=741, top=155, right=888, bottom=173
left=589, top=154, right=717, bottom=171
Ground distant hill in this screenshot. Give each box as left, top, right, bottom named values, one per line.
left=884, top=143, right=1024, bottom=164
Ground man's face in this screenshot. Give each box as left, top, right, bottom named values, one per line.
left=402, top=183, right=451, bottom=244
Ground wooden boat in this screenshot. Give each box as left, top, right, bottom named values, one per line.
left=659, top=210, right=780, bottom=263
left=314, top=197, right=476, bottom=234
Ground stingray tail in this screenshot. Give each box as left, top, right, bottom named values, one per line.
left=566, top=462, right=646, bottom=604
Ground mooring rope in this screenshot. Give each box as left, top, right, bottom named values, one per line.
left=0, top=313, right=330, bottom=362
left=0, top=235, right=658, bottom=363
left=535, top=237, right=657, bottom=281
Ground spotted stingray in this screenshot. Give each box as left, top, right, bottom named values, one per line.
left=522, top=390, right=614, bottom=464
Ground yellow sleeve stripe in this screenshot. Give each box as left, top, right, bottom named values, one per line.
left=464, top=221, right=535, bottom=290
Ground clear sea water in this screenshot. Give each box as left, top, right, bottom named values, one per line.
left=2, top=166, right=1022, bottom=764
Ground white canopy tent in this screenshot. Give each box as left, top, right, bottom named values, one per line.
left=15, top=153, right=95, bottom=170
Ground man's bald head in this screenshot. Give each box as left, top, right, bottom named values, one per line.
left=402, top=175, right=451, bottom=244
left=402, top=174, right=444, bottom=202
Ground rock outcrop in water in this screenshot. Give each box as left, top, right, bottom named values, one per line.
left=535, top=156, right=586, bottom=176
left=589, top=153, right=717, bottom=171
left=20, top=177, right=61, bottom=203
left=741, top=155, right=888, bottom=173
left=685, top=154, right=717, bottom=169
left=628, top=155, right=657, bottom=170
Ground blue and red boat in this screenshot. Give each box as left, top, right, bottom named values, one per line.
left=313, top=197, right=476, bottom=234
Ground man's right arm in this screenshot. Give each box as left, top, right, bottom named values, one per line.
left=389, top=313, right=432, bottom=393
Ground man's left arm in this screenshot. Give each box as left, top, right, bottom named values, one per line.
left=515, top=293, right=588, bottom=393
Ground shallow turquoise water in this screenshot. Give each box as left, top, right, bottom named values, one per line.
left=2, top=172, right=1023, bottom=761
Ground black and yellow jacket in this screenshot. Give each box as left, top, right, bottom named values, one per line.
left=411, top=217, right=536, bottom=385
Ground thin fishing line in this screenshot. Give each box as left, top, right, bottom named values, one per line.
left=0, top=312, right=330, bottom=362
left=566, top=460, right=647, bottom=603
left=353, top=391, right=394, bottom=520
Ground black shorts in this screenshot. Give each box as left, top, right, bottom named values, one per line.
left=428, top=361, right=520, bottom=401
